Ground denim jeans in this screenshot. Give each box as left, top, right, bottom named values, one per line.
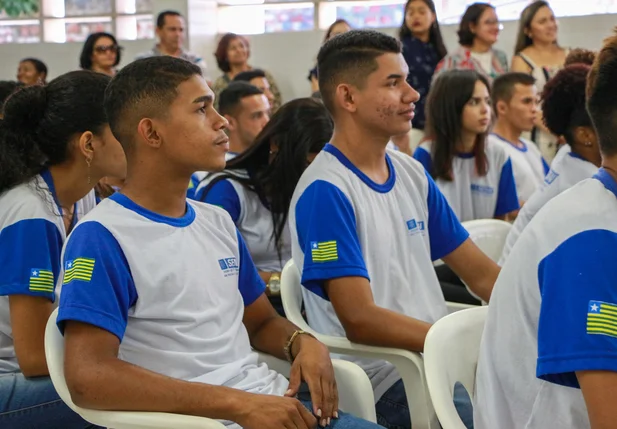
left=299, top=400, right=384, bottom=428
left=375, top=379, right=474, bottom=429
left=0, top=372, right=96, bottom=429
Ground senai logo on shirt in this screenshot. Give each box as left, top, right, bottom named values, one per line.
left=218, top=257, right=239, bottom=277
left=406, top=219, right=426, bottom=236
left=544, top=169, right=559, bottom=185
left=470, top=184, right=494, bottom=195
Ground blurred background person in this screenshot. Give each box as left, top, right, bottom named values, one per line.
left=16, top=58, right=47, bottom=86
left=79, top=32, right=122, bottom=77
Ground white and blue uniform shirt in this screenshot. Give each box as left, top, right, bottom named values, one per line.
left=0, top=171, right=95, bottom=373
left=187, top=153, right=238, bottom=200
left=500, top=150, right=598, bottom=263
left=474, top=169, right=617, bottom=429
left=413, top=140, right=519, bottom=221
left=290, top=143, right=469, bottom=400
left=196, top=172, right=291, bottom=273
left=57, top=194, right=288, bottom=428
left=489, top=133, right=549, bottom=202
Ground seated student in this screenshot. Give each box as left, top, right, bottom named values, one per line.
left=499, top=64, right=600, bottom=263
left=414, top=69, right=519, bottom=222
left=0, top=71, right=126, bottom=428
left=290, top=29, right=500, bottom=429
left=488, top=72, right=549, bottom=204
left=196, top=98, right=333, bottom=316
left=57, top=56, right=381, bottom=429
left=233, top=69, right=275, bottom=108
left=187, top=81, right=270, bottom=198
left=474, top=31, right=617, bottom=429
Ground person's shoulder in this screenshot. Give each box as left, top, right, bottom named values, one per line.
left=492, top=48, right=508, bottom=62
left=0, top=179, right=58, bottom=227
left=521, top=137, right=543, bottom=157
left=485, top=138, right=510, bottom=164
left=188, top=198, right=238, bottom=231
left=389, top=149, right=431, bottom=185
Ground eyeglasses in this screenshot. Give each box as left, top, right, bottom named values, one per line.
left=94, top=45, right=121, bottom=54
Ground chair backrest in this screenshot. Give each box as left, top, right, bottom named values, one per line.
left=44, top=308, right=83, bottom=413
left=281, top=260, right=314, bottom=333
left=461, top=219, right=511, bottom=262
left=423, top=306, right=488, bottom=429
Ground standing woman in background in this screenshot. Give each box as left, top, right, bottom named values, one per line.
left=79, top=32, right=122, bottom=77
left=16, top=58, right=47, bottom=86
left=308, top=19, right=351, bottom=97
left=0, top=71, right=126, bottom=428
left=212, top=33, right=282, bottom=112
left=196, top=98, right=333, bottom=316
left=399, top=0, right=447, bottom=148
left=435, top=3, right=508, bottom=83
left=511, top=1, right=568, bottom=162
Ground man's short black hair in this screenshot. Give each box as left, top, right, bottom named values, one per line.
left=587, top=29, right=617, bottom=156
left=491, top=72, right=536, bottom=113
left=104, top=56, right=201, bottom=151
left=218, top=82, right=264, bottom=117
left=317, top=29, right=401, bottom=114
left=157, top=10, right=182, bottom=28
left=233, top=69, right=266, bottom=83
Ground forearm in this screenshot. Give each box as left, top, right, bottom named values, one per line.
left=455, top=263, right=499, bottom=303
left=249, top=315, right=298, bottom=360
left=342, top=305, right=431, bottom=352
left=66, top=355, right=248, bottom=421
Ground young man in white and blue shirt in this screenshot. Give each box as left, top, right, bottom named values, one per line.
left=489, top=72, right=549, bottom=204
left=475, top=31, right=617, bottom=429
left=290, top=29, right=501, bottom=429
left=57, top=56, right=380, bottom=429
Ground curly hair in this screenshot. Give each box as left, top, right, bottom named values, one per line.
left=564, top=48, right=596, bottom=66
left=541, top=64, right=591, bottom=143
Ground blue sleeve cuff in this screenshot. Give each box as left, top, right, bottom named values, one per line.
left=57, top=304, right=128, bottom=341
left=302, top=265, right=369, bottom=300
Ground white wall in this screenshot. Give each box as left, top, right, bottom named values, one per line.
left=0, top=12, right=614, bottom=100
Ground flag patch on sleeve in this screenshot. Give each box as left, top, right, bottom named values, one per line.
left=587, top=300, right=617, bottom=338
left=29, top=269, right=55, bottom=293
left=63, top=258, right=96, bottom=284
left=310, top=241, right=338, bottom=262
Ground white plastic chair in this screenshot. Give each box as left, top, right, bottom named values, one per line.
left=45, top=308, right=377, bottom=429
left=423, top=306, right=488, bottom=429
left=460, top=219, right=512, bottom=302
left=281, top=260, right=439, bottom=429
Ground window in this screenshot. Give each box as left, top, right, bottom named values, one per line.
left=0, top=0, right=153, bottom=43
left=319, top=0, right=404, bottom=30
left=218, top=2, right=314, bottom=35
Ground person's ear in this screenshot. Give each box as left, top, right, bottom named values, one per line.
left=225, top=114, right=237, bottom=132
left=137, top=118, right=162, bottom=149
left=335, top=83, right=359, bottom=114
left=78, top=131, right=95, bottom=161
left=496, top=99, right=508, bottom=117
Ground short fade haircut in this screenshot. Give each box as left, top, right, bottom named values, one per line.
left=218, top=81, right=264, bottom=117
left=157, top=10, right=182, bottom=28
left=233, top=69, right=266, bottom=83
left=587, top=29, right=617, bottom=156
left=317, top=29, right=401, bottom=114
left=491, top=72, right=536, bottom=111
left=104, top=56, right=201, bottom=151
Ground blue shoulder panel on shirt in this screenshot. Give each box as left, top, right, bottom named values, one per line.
left=0, top=219, right=63, bottom=302
left=494, top=158, right=520, bottom=216
left=413, top=146, right=434, bottom=176
left=294, top=180, right=368, bottom=300
left=203, top=179, right=241, bottom=224
left=424, top=171, right=469, bottom=260
left=537, top=229, right=617, bottom=388
left=57, top=221, right=137, bottom=342
left=236, top=230, right=266, bottom=306
left=186, top=175, right=200, bottom=200
left=542, top=157, right=550, bottom=176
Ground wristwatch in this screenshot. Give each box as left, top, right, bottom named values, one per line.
left=267, top=273, right=281, bottom=296
left=284, top=330, right=316, bottom=363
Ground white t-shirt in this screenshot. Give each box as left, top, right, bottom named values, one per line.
left=500, top=150, right=598, bottom=263
left=289, top=143, right=469, bottom=401
left=413, top=140, right=519, bottom=221
left=196, top=172, right=291, bottom=272
left=57, top=194, right=288, bottom=428
left=474, top=169, right=617, bottom=429
left=0, top=171, right=95, bottom=373
left=489, top=133, right=549, bottom=202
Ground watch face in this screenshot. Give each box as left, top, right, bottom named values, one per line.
left=269, top=279, right=281, bottom=293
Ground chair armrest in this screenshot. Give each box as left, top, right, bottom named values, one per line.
left=77, top=409, right=226, bottom=429
left=447, top=301, right=475, bottom=314
left=330, top=359, right=377, bottom=422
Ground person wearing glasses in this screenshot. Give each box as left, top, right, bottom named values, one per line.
left=434, top=2, right=508, bottom=83
left=80, top=32, right=122, bottom=77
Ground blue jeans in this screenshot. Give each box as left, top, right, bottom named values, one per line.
left=0, top=372, right=96, bottom=429
left=375, top=380, right=474, bottom=429
left=299, top=400, right=384, bottom=428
